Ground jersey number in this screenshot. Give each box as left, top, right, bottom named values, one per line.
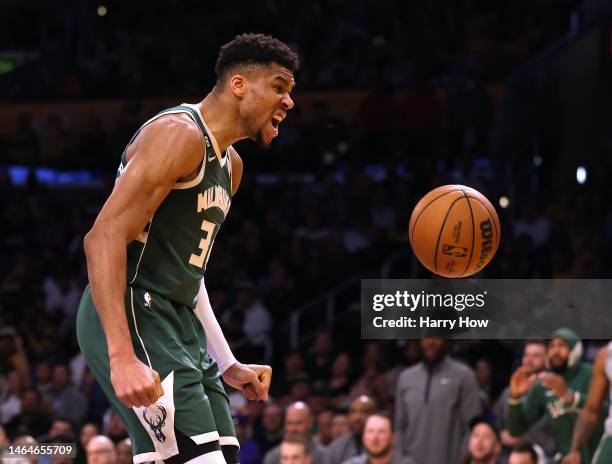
left=189, top=219, right=216, bottom=268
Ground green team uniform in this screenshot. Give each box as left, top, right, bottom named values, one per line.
left=592, top=341, right=612, bottom=464
left=507, top=329, right=605, bottom=463
left=76, top=103, right=236, bottom=463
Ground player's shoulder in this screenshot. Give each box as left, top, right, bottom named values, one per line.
left=145, top=111, right=204, bottom=145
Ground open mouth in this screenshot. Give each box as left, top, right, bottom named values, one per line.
left=271, top=113, right=284, bottom=129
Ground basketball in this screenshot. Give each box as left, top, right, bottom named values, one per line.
left=409, top=185, right=500, bottom=278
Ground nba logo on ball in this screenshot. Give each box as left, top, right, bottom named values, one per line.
left=409, top=185, right=500, bottom=278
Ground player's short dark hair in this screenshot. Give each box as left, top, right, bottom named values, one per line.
left=510, top=442, right=538, bottom=464
left=215, top=33, right=299, bottom=82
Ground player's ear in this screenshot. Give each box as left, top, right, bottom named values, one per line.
left=229, top=74, right=247, bottom=99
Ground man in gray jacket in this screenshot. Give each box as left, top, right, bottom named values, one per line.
left=328, top=395, right=376, bottom=463
left=264, top=402, right=329, bottom=464
left=343, top=414, right=416, bottom=464
left=395, top=338, right=481, bottom=464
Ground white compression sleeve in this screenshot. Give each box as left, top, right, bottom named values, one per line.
left=194, top=279, right=237, bottom=374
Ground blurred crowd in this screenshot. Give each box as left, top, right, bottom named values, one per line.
left=2, top=0, right=612, bottom=462
left=0, top=0, right=582, bottom=100
left=1, top=331, right=610, bottom=464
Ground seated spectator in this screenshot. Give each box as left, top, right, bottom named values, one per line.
left=86, top=435, right=116, bottom=464
left=4, top=388, right=51, bottom=439
left=305, top=331, right=335, bottom=384
left=264, top=402, right=329, bottom=464
left=237, top=281, right=272, bottom=363
left=102, top=410, right=128, bottom=443
left=254, top=402, right=283, bottom=454
left=459, top=417, right=502, bottom=464
left=39, top=417, right=76, bottom=444
left=234, top=411, right=262, bottom=464
left=47, top=364, right=86, bottom=427
left=328, top=395, right=376, bottom=463
left=34, top=361, right=53, bottom=397
left=1, top=370, right=22, bottom=424
left=314, top=408, right=334, bottom=446
left=11, top=435, right=38, bottom=464
left=280, top=434, right=311, bottom=464
left=508, top=442, right=539, bottom=464
left=116, top=438, right=133, bottom=464
left=342, top=413, right=416, bottom=464
left=329, top=353, right=353, bottom=406
left=331, top=410, right=350, bottom=440
left=77, top=422, right=100, bottom=464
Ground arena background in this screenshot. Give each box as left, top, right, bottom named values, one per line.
left=1, top=1, right=612, bottom=463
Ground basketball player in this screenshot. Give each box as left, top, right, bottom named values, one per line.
left=562, top=343, right=612, bottom=464
left=76, top=33, right=299, bottom=464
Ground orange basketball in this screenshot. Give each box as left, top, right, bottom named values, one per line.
left=409, top=185, right=501, bottom=278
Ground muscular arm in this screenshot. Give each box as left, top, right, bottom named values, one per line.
left=569, top=346, right=609, bottom=452
left=84, top=114, right=203, bottom=407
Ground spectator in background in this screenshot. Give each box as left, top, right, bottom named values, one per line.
left=508, top=442, right=539, bottom=464
left=306, top=331, right=335, bottom=384
left=254, top=402, right=283, bottom=454
left=329, top=353, right=353, bottom=406
left=314, top=408, right=334, bottom=446
left=342, top=413, right=416, bottom=464
left=234, top=411, right=262, bottom=464
left=116, top=438, right=133, bottom=464
left=11, top=435, right=38, bottom=464
left=34, top=361, right=53, bottom=397
left=395, top=338, right=481, bottom=464
left=264, top=402, right=329, bottom=464
left=280, top=434, right=311, bottom=464
left=331, top=410, right=350, bottom=440
left=1, top=370, right=22, bottom=424
left=507, top=329, right=602, bottom=463
left=460, top=417, right=502, bottom=464
left=237, top=281, right=272, bottom=363
left=5, top=388, right=50, bottom=439
left=328, top=395, right=376, bottom=463
left=78, top=422, right=100, bottom=463
left=283, top=352, right=308, bottom=393
left=86, top=435, right=116, bottom=464
left=494, top=341, right=555, bottom=459
left=44, top=417, right=76, bottom=442
left=47, top=364, right=86, bottom=427
left=102, top=410, right=128, bottom=443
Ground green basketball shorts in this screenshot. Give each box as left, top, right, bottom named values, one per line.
left=76, top=284, right=238, bottom=463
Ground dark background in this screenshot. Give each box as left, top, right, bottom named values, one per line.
left=1, top=0, right=612, bottom=462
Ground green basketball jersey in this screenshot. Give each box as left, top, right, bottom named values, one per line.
left=117, top=103, right=232, bottom=308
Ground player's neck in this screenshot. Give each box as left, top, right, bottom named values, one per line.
left=198, top=92, right=247, bottom=152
